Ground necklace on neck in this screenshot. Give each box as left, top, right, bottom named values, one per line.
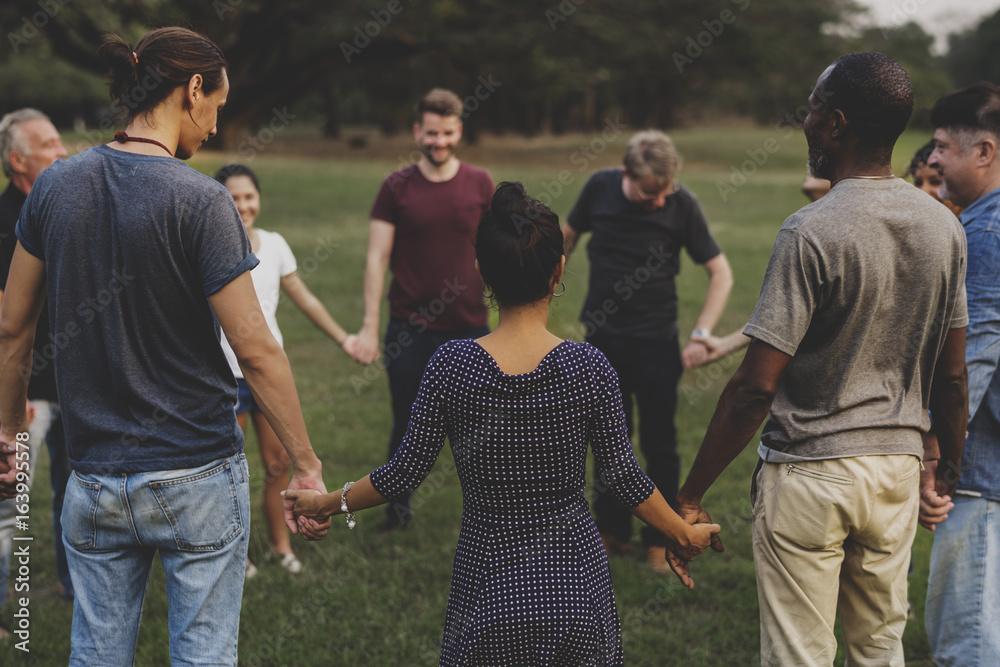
left=113, top=131, right=173, bottom=157
left=840, top=174, right=895, bottom=180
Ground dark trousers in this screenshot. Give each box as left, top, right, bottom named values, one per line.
left=588, top=334, right=682, bottom=548
left=46, top=409, right=72, bottom=593
left=383, top=318, right=489, bottom=525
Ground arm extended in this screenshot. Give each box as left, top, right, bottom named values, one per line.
left=919, top=327, right=969, bottom=531
left=353, top=219, right=394, bottom=364
left=677, top=339, right=791, bottom=527
left=682, top=253, right=734, bottom=369
left=280, top=271, right=354, bottom=351
left=0, top=246, right=46, bottom=498
left=210, top=272, right=328, bottom=535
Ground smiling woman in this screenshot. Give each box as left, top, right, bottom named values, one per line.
left=213, top=163, right=355, bottom=577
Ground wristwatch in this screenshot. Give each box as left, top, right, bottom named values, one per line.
left=691, top=328, right=710, bottom=339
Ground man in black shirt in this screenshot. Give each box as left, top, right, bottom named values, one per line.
left=563, top=130, right=732, bottom=573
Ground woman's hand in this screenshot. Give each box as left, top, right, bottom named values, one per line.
left=352, top=326, right=380, bottom=364
left=664, top=519, right=722, bottom=590
left=678, top=521, right=722, bottom=560
left=282, top=488, right=335, bottom=541
left=341, top=333, right=360, bottom=358
left=282, top=488, right=333, bottom=523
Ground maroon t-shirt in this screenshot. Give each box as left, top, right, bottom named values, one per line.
left=371, top=162, right=494, bottom=332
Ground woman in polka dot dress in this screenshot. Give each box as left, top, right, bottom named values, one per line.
left=285, top=182, right=721, bottom=666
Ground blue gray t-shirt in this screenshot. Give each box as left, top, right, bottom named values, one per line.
left=16, top=144, right=258, bottom=474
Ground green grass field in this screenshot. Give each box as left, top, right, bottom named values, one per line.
left=3, top=126, right=941, bottom=665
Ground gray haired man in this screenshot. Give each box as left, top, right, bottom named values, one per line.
left=0, top=109, right=72, bottom=641
left=562, top=130, right=733, bottom=573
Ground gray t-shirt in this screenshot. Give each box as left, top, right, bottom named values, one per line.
left=17, top=144, right=258, bottom=474
left=745, top=178, right=968, bottom=461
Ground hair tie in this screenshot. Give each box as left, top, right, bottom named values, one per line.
left=132, top=51, right=139, bottom=65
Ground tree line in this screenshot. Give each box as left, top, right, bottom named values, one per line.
left=0, top=0, right=995, bottom=148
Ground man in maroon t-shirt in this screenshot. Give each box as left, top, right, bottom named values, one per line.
left=351, top=88, right=494, bottom=529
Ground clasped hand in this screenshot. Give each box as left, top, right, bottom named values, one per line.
left=682, top=334, right=728, bottom=371
left=282, top=488, right=333, bottom=541
left=918, top=460, right=954, bottom=532
left=665, top=503, right=725, bottom=590
left=0, top=402, right=36, bottom=500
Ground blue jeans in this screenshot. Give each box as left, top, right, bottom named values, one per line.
left=0, top=400, right=72, bottom=605
left=926, top=495, right=1000, bottom=666
left=587, top=334, right=682, bottom=548
left=383, top=318, right=489, bottom=525
left=62, top=451, right=250, bottom=666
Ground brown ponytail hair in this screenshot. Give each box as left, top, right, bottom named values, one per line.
left=98, top=27, right=227, bottom=125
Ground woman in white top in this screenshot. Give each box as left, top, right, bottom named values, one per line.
left=216, top=164, right=355, bottom=573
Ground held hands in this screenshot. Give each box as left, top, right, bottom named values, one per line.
left=350, top=326, right=380, bottom=365
left=682, top=334, right=726, bottom=371
left=681, top=339, right=710, bottom=370
left=918, top=460, right=954, bottom=532
left=283, top=472, right=332, bottom=540
left=0, top=438, right=16, bottom=501
left=282, top=488, right=333, bottom=541
left=0, top=403, right=34, bottom=500
left=341, top=334, right=360, bottom=359
left=665, top=502, right=725, bottom=589
left=283, top=488, right=332, bottom=522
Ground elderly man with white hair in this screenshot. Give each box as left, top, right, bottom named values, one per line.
left=0, top=107, right=70, bottom=641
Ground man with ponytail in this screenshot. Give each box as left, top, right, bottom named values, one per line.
left=0, top=27, right=328, bottom=665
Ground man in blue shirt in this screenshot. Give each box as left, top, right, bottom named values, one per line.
left=922, top=83, right=1000, bottom=666
left=0, top=29, right=329, bottom=664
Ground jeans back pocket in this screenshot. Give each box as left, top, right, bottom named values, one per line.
left=149, top=460, right=246, bottom=552
left=62, top=472, right=102, bottom=550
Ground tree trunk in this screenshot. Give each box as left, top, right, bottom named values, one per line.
left=322, top=87, right=340, bottom=139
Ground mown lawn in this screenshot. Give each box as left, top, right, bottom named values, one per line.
left=4, top=126, right=941, bottom=665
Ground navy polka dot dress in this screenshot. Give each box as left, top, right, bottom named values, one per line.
left=370, top=339, right=656, bottom=666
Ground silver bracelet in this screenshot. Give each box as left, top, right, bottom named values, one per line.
left=341, top=481, right=356, bottom=529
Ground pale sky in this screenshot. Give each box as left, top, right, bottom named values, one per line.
left=853, top=0, right=1000, bottom=53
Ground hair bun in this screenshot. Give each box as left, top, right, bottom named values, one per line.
left=491, top=182, right=549, bottom=239
left=98, top=35, right=140, bottom=104
left=476, top=182, right=564, bottom=307
left=490, top=182, right=526, bottom=219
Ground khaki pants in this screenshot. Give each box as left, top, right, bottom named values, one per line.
left=752, top=454, right=920, bottom=666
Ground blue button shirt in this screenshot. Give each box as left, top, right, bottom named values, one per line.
left=958, top=186, right=1000, bottom=502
